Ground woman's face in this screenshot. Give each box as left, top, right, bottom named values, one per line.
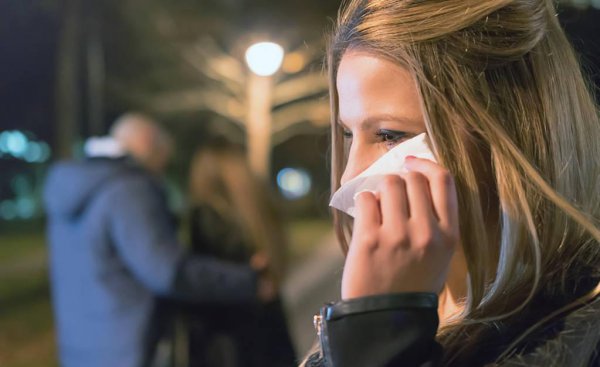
left=337, top=51, right=427, bottom=185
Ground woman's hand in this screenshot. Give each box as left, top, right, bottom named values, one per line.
left=341, top=157, right=459, bottom=299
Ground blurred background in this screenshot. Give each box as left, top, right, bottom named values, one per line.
left=0, top=0, right=598, bottom=366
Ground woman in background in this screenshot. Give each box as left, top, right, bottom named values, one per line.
left=187, top=138, right=296, bottom=367
left=306, top=0, right=600, bottom=366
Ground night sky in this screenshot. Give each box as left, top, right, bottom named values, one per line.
left=0, top=2, right=59, bottom=214
left=0, top=1, right=58, bottom=143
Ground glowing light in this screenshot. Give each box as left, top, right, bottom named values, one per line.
left=39, top=142, right=51, bottom=162
left=282, top=52, right=306, bottom=74
left=245, top=42, right=284, bottom=76
left=0, top=131, right=50, bottom=162
left=0, top=201, right=17, bottom=220
left=0, top=131, right=10, bottom=152
left=16, top=197, right=36, bottom=219
left=6, top=131, right=28, bottom=157
left=24, top=142, right=43, bottom=163
left=276, top=168, right=312, bottom=200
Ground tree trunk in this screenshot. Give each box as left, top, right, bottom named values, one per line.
left=55, top=0, right=82, bottom=159
left=85, top=0, right=105, bottom=136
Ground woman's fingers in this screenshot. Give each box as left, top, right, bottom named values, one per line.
left=402, top=171, right=434, bottom=222
left=342, top=159, right=460, bottom=298
left=378, top=175, right=409, bottom=224
left=352, top=191, right=381, bottom=248
left=404, top=157, right=459, bottom=234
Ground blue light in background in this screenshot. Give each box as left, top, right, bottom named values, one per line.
left=0, top=131, right=51, bottom=221
left=38, top=142, right=51, bottom=162
left=24, top=142, right=43, bottom=163
left=6, top=131, right=28, bottom=157
left=16, top=197, right=36, bottom=219
left=0, top=131, right=10, bottom=152
left=0, top=201, right=18, bottom=220
left=276, top=168, right=312, bottom=200
left=0, top=130, right=51, bottom=162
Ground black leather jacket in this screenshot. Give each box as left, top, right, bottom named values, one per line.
left=309, top=293, right=440, bottom=367
left=306, top=293, right=600, bottom=367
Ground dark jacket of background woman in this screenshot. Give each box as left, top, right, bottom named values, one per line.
left=185, top=140, right=296, bottom=367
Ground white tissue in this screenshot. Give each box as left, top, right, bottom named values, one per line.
left=329, top=133, right=436, bottom=217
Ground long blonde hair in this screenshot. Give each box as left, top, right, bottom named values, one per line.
left=188, top=140, right=288, bottom=283
left=328, top=0, right=600, bottom=363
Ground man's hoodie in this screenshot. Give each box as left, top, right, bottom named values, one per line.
left=44, top=157, right=257, bottom=367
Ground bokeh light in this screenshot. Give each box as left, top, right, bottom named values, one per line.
left=0, top=200, right=18, bottom=220
left=276, top=167, right=312, bottom=200
left=0, top=131, right=10, bottom=152
left=24, top=142, right=43, bottom=163
left=16, top=197, right=36, bottom=219
left=0, top=130, right=51, bottom=162
left=282, top=52, right=306, bottom=74
left=245, top=42, right=284, bottom=76
left=38, top=142, right=51, bottom=162
left=5, top=130, right=28, bottom=157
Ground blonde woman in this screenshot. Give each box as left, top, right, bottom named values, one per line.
left=187, top=139, right=295, bottom=367
left=307, top=0, right=600, bottom=366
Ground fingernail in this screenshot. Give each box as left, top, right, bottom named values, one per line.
left=404, top=155, right=416, bottom=171
left=353, top=189, right=376, bottom=201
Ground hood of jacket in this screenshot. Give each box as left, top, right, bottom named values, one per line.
left=43, top=157, right=137, bottom=218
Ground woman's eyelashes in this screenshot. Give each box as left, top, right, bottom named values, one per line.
left=341, top=126, right=409, bottom=148
left=375, top=129, right=408, bottom=146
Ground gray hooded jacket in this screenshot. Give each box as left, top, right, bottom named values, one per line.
left=44, top=157, right=257, bottom=367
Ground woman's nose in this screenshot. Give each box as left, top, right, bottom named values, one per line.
left=340, top=143, right=376, bottom=185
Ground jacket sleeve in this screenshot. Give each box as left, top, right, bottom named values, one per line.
left=316, top=293, right=442, bottom=367
left=106, top=175, right=257, bottom=303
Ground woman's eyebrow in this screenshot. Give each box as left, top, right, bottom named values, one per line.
left=362, top=114, right=422, bottom=128
left=339, top=114, right=422, bottom=130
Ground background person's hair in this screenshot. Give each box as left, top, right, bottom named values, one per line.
left=110, top=112, right=170, bottom=148
left=110, top=112, right=173, bottom=168
left=328, top=0, right=600, bottom=363
left=188, top=139, right=288, bottom=284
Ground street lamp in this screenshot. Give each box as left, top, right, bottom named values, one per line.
left=245, top=41, right=284, bottom=180
left=245, top=42, right=284, bottom=76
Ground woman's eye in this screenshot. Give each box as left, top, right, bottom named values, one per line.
left=375, top=129, right=407, bottom=145
left=342, top=129, right=353, bottom=139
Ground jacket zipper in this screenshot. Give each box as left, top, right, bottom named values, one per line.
left=314, top=313, right=324, bottom=358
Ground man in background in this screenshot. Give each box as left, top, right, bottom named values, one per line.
left=44, top=113, right=271, bottom=367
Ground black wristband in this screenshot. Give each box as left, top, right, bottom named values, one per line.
left=324, top=292, right=438, bottom=321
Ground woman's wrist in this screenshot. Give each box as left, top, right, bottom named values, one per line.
left=315, top=292, right=440, bottom=367
left=324, top=292, right=438, bottom=321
